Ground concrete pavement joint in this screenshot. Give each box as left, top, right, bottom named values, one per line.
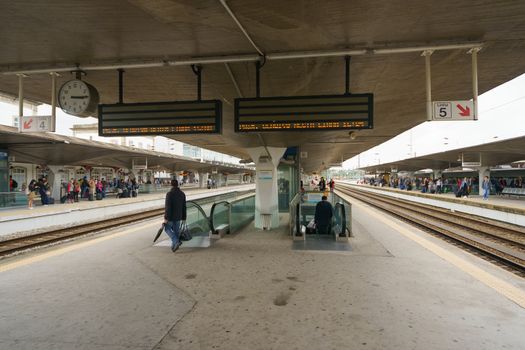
left=129, top=251, right=199, bottom=350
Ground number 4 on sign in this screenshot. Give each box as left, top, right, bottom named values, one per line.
left=38, top=120, right=47, bottom=130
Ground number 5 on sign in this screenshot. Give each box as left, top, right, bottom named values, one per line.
left=433, top=102, right=452, bottom=119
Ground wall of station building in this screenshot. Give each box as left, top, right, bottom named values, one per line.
left=6, top=160, right=252, bottom=193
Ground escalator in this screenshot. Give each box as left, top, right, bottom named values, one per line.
left=290, top=192, right=351, bottom=251
left=156, top=192, right=256, bottom=248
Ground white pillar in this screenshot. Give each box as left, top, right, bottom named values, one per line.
left=247, top=146, right=286, bottom=230
left=198, top=172, right=208, bottom=188
left=47, top=165, right=64, bottom=200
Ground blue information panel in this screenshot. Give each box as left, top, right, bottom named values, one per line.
left=99, top=100, right=222, bottom=136
left=235, top=94, right=373, bottom=132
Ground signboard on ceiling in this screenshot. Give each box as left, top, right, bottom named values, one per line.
left=19, top=115, right=55, bottom=133
left=432, top=101, right=474, bottom=121
left=98, top=100, right=222, bottom=136
left=234, top=94, right=373, bottom=132
left=461, top=153, right=481, bottom=167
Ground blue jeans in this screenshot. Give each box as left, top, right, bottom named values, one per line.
left=165, top=220, right=181, bottom=248
left=483, top=189, right=489, bottom=200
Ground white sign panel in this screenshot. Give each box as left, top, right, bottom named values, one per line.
left=258, top=170, right=273, bottom=180
left=19, top=115, right=55, bottom=132
left=432, top=101, right=474, bottom=121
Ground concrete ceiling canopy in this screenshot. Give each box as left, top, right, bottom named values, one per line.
left=0, top=1, right=524, bottom=173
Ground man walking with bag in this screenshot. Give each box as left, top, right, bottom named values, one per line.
left=164, top=179, right=187, bottom=252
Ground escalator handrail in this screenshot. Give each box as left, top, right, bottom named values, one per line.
left=210, top=200, right=231, bottom=232
left=333, top=202, right=347, bottom=237
left=295, top=201, right=301, bottom=236
left=186, top=200, right=213, bottom=232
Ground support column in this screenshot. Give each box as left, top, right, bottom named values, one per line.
left=247, top=146, right=286, bottom=230
left=198, top=172, right=208, bottom=188
left=47, top=165, right=64, bottom=201
left=422, top=50, right=434, bottom=121
left=432, top=169, right=443, bottom=180
left=476, top=166, right=490, bottom=195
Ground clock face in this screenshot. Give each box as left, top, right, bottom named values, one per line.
left=58, top=80, right=91, bottom=115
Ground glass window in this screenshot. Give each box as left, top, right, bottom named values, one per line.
left=10, top=167, right=26, bottom=190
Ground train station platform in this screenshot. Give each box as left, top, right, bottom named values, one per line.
left=0, top=184, right=254, bottom=240
left=346, top=183, right=525, bottom=227
left=0, top=191, right=523, bottom=350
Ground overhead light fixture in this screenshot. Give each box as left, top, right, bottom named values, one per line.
left=349, top=131, right=357, bottom=140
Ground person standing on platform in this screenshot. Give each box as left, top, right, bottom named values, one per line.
left=482, top=176, right=490, bottom=201
left=9, top=176, right=18, bottom=192
left=73, top=180, right=80, bottom=202
left=27, top=179, right=36, bottom=209
left=88, top=178, right=96, bottom=201
left=319, top=177, right=326, bottom=192
left=164, top=179, right=187, bottom=252
left=314, top=195, right=333, bottom=235
left=67, top=179, right=74, bottom=203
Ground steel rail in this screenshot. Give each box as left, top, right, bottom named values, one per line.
left=0, top=208, right=165, bottom=257
left=337, top=184, right=525, bottom=275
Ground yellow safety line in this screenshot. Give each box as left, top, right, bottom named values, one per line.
left=353, top=200, right=525, bottom=309
left=0, top=221, right=160, bottom=273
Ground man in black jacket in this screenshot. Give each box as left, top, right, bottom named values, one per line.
left=314, top=195, right=333, bottom=235
left=164, top=179, right=187, bottom=252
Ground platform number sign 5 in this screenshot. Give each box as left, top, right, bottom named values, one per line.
left=434, top=102, right=452, bottom=119
left=432, top=101, right=475, bottom=121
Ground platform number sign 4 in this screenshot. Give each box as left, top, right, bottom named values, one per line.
left=432, top=101, right=475, bottom=121
left=20, top=115, right=55, bottom=133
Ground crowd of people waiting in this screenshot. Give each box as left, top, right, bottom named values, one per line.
left=360, top=175, right=524, bottom=200
left=24, top=177, right=143, bottom=209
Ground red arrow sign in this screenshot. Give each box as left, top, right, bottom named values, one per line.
left=23, top=119, right=33, bottom=129
left=456, top=104, right=470, bottom=117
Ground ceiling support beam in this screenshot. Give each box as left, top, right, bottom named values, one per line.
left=224, top=63, right=243, bottom=97
left=2, top=42, right=484, bottom=75
left=219, top=0, right=264, bottom=56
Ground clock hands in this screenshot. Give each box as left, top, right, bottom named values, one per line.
left=71, top=95, right=88, bottom=99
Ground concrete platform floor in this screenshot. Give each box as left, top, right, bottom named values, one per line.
left=0, top=196, right=524, bottom=349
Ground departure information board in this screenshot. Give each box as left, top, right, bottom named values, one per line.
left=98, top=100, right=222, bottom=136
left=234, top=94, right=373, bottom=132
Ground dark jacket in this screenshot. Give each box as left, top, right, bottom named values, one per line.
left=314, top=200, right=333, bottom=226
left=164, top=187, right=187, bottom=221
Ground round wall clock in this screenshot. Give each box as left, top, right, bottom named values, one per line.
left=58, top=79, right=99, bottom=117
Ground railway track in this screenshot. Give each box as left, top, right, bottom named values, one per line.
left=337, top=184, right=525, bottom=276
left=0, top=208, right=165, bottom=257
left=0, top=189, right=255, bottom=257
